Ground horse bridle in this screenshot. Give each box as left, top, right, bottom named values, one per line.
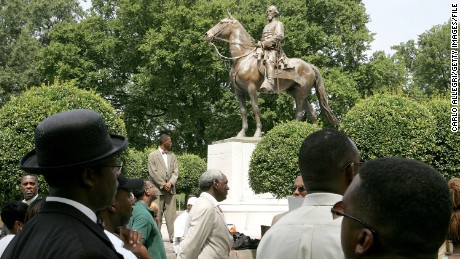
left=207, top=19, right=234, bottom=43
left=207, top=19, right=257, bottom=60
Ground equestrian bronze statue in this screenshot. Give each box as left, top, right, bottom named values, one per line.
left=205, top=13, right=339, bottom=138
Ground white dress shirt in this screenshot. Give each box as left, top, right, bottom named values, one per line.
left=46, top=196, right=97, bottom=223
left=257, top=193, right=345, bottom=259
left=0, top=234, right=15, bottom=257
left=104, top=230, right=137, bottom=259
left=159, top=147, right=168, bottom=170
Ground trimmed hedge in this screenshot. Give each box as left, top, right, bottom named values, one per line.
left=0, top=81, right=126, bottom=206
left=248, top=121, right=321, bottom=198
left=176, top=153, right=206, bottom=198
left=425, top=99, right=460, bottom=179
left=340, top=94, right=436, bottom=163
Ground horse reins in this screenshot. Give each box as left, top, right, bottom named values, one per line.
left=208, top=19, right=257, bottom=60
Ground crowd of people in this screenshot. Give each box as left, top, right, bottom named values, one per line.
left=0, top=108, right=458, bottom=258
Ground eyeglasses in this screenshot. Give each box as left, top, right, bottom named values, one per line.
left=331, top=201, right=377, bottom=234
left=97, top=160, right=123, bottom=176
left=291, top=185, right=306, bottom=193
left=341, top=160, right=365, bottom=175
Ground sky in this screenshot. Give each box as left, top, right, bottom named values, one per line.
left=79, top=0, right=451, bottom=55
left=362, top=0, right=451, bottom=54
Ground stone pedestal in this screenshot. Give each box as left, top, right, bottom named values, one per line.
left=207, top=137, right=288, bottom=239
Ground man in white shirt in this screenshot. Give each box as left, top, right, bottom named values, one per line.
left=177, top=169, right=233, bottom=259
left=148, top=134, right=179, bottom=241
left=173, top=196, right=197, bottom=254
left=257, top=129, right=362, bottom=259
left=98, top=174, right=151, bottom=259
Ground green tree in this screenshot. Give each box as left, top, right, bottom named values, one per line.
left=392, top=22, right=450, bottom=97
left=248, top=121, right=321, bottom=198
left=354, top=51, right=408, bottom=96
left=322, top=67, right=361, bottom=120
left=37, top=0, right=373, bottom=156
left=0, top=81, right=126, bottom=206
left=412, top=22, right=450, bottom=96
left=340, top=95, right=436, bottom=163
left=0, top=0, right=83, bottom=106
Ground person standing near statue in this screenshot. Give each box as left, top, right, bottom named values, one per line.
left=256, top=5, right=285, bottom=93
left=148, top=134, right=178, bottom=242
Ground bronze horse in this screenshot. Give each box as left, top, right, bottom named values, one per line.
left=205, top=14, right=339, bottom=137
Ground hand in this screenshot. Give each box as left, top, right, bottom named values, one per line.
left=164, top=182, right=172, bottom=191
left=119, top=227, right=142, bottom=249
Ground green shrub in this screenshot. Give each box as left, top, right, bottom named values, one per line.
left=0, top=81, right=126, bottom=206
left=122, top=148, right=148, bottom=179
left=425, top=99, right=460, bottom=179
left=340, top=95, right=436, bottom=163
left=248, top=121, right=321, bottom=198
left=176, top=153, right=206, bottom=198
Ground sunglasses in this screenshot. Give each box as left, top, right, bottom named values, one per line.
left=331, top=201, right=377, bottom=234
left=291, top=185, right=306, bottom=193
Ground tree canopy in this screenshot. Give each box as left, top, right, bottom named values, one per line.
left=0, top=0, right=450, bottom=160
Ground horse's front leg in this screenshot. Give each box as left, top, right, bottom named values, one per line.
left=248, top=85, right=262, bottom=137
left=236, top=90, right=248, bottom=137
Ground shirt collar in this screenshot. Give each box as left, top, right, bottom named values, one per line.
left=46, top=196, right=97, bottom=223
left=302, top=193, right=343, bottom=206
left=23, top=194, right=39, bottom=205
left=200, top=192, right=219, bottom=207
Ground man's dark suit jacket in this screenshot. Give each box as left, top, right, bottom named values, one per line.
left=1, top=201, right=123, bottom=259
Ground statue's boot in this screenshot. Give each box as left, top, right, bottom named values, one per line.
left=260, top=63, right=275, bottom=93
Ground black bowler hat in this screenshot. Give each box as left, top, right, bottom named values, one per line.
left=20, top=109, right=128, bottom=173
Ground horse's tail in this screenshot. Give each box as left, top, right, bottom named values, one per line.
left=311, top=65, right=340, bottom=126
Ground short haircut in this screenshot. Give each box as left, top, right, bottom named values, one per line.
left=20, top=173, right=39, bottom=184
left=159, top=134, right=170, bottom=145
left=132, top=181, right=147, bottom=200
left=298, top=129, right=356, bottom=182
left=355, top=158, right=451, bottom=255
left=199, top=169, right=223, bottom=191
left=1, top=201, right=28, bottom=230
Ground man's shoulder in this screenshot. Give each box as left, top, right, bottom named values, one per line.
left=149, top=149, right=161, bottom=156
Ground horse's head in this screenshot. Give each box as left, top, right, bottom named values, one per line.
left=204, top=14, right=236, bottom=42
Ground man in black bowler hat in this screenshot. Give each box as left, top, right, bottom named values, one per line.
left=1, top=109, right=134, bottom=259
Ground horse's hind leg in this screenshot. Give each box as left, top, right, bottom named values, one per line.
left=304, top=101, right=317, bottom=123
left=236, top=90, right=248, bottom=137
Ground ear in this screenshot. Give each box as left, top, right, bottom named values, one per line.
left=109, top=205, right=116, bottom=213
left=14, top=220, right=24, bottom=233
left=80, top=168, right=97, bottom=188
left=344, top=165, right=354, bottom=184
left=355, top=229, right=375, bottom=256
left=227, top=10, right=234, bottom=19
